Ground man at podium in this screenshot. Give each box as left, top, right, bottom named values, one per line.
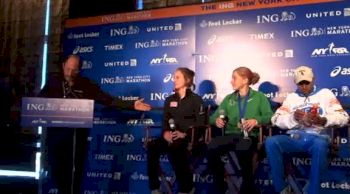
left=38, top=54, right=151, bottom=194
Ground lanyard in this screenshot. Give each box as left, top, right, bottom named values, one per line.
left=237, top=89, right=250, bottom=120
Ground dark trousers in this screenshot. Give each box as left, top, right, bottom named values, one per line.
left=45, top=128, right=88, bottom=194
left=207, top=134, right=259, bottom=194
left=147, top=138, right=194, bottom=193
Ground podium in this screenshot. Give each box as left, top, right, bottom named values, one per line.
left=21, top=97, right=94, bottom=194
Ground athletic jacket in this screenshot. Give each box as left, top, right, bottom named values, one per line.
left=272, top=88, right=349, bottom=133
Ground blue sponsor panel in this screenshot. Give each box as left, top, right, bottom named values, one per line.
left=51, top=1, right=350, bottom=193
left=63, top=16, right=196, bottom=109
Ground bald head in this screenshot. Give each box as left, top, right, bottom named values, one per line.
left=62, top=55, right=81, bottom=84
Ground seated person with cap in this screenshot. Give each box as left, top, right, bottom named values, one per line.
left=265, top=66, right=349, bottom=194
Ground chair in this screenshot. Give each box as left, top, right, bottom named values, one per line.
left=223, top=124, right=273, bottom=194
left=143, top=106, right=212, bottom=194
left=278, top=121, right=350, bottom=194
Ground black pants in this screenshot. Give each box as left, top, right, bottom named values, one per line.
left=207, top=134, right=259, bottom=194
left=147, top=138, right=194, bottom=193
left=45, top=127, right=88, bottom=194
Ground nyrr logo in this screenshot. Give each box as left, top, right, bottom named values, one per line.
left=330, top=86, right=350, bottom=97
left=110, top=25, right=139, bottom=36
left=150, top=54, right=178, bottom=65
left=72, top=46, right=94, bottom=54
left=103, top=134, right=134, bottom=144
left=291, top=27, right=324, bottom=38
left=257, top=11, right=296, bottom=24
left=330, top=66, right=350, bottom=77
left=202, top=93, right=217, bottom=100
left=311, top=43, right=350, bottom=57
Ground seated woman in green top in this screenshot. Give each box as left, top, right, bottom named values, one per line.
left=207, top=66, right=273, bottom=194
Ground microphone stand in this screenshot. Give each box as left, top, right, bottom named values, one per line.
left=63, top=81, right=80, bottom=194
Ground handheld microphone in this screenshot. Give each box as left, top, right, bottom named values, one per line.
left=219, top=109, right=227, bottom=135
left=169, top=118, right=176, bottom=131
left=219, top=109, right=228, bottom=123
